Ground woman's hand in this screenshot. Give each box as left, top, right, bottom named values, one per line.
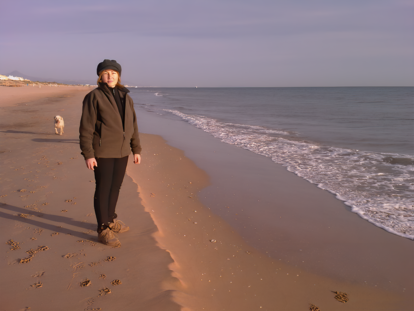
left=133, top=154, right=141, bottom=164
left=85, top=158, right=98, bottom=170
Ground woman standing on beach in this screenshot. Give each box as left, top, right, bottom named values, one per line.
left=79, top=59, right=141, bottom=247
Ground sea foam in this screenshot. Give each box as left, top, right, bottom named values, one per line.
left=165, top=109, right=414, bottom=240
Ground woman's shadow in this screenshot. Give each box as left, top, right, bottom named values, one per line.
left=0, top=203, right=96, bottom=241
left=0, top=130, right=79, bottom=144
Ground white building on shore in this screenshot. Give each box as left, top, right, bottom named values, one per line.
left=8, top=75, right=27, bottom=81
left=0, top=74, right=8, bottom=80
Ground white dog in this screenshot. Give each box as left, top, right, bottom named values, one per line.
left=54, top=115, right=64, bottom=135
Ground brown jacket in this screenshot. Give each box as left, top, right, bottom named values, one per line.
left=79, top=83, right=141, bottom=159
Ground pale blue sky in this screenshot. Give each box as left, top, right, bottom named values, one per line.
left=1, top=0, right=413, bottom=86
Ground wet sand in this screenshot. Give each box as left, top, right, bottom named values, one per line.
left=135, top=106, right=414, bottom=298
left=0, top=85, right=412, bottom=311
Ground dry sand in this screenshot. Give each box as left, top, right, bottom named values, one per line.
left=0, top=85, right=412, bottom=311
left=0, top=86, right=179, bottom=311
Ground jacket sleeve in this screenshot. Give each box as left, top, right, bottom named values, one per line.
left=79, top=92, right=97, bottom=159
left=129, top=96, right=142, bottom=155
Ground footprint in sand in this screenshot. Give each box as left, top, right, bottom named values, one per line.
left=63, top=253, right=77, bottom=259
left=332, top=291, right=349, bottom=303
left=30, top=282, right=42, bottom=288
left=32, top=271, right=45, bottom=278
left=77, top=240, right=96, bottom=246
left=309, top=304, right=320, bottom=311
left=20, top=256, right=34, bottom=264
left=72, top=262, right=85, bottom=270
left=98, top=288, right=111, bottom=296
left=6, top=239, right=20, bottom=250
left=80, top=279, right=92, bottom=287
left=111, top=279, right=122, bottom=286
left=17, top=213, right=32, bottom=218
left=26, top=246, right=49, bottom=255
left=20, top=246, right=49, bottom=263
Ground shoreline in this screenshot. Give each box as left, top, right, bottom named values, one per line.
left=126, top=133, right=408, bottom=311
left=0, top=86, right=412, bottom=310
left=134, top=106, right=414, bottom=307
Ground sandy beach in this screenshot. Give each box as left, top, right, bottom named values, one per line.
left=1, top=85, right=413, bottom=311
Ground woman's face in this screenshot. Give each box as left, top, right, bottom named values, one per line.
left=101, top=70, right=119, bottom=88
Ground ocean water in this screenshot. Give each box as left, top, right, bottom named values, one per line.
left=129, top=87, right=414, bottom=240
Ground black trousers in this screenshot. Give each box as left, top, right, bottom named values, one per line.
left=93, top=156, right=128, bottom=232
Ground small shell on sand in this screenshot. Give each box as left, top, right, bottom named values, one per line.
left=210, top=239, right=217, bottom=243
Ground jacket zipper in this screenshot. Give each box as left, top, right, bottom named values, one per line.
left=121, top=132, right=125, bottom=156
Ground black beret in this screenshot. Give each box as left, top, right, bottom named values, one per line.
left=97, top=59, right=122, bottom=76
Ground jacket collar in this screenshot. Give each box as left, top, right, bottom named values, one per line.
left=98, top=82, right=130, bottom=96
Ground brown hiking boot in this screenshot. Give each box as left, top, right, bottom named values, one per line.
left=98, top=228, right=121, bottom=247
left=109, top=219, right=130, bottom=233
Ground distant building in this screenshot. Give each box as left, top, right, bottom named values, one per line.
left=0, top=74, right=8, bottom=80
left=8, top=75, right=27, bottom=81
